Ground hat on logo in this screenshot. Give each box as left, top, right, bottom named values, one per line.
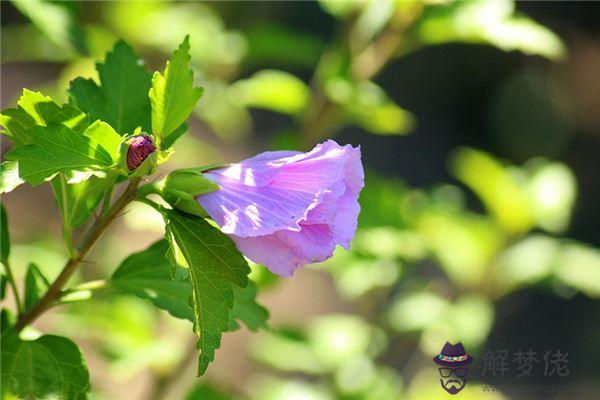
left=433, top=342, right=473, bottom=367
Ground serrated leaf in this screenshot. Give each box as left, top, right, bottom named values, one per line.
left=228, top=281, right=269, bottom=331
left=5, top=123, right=114, bottom=185
left=1, top=331, right=90, bottom=400
left=112, top=240, right=194, bottom=320
left=0, top=90, right=89, bottom=146
left=0, top=161, right=24, bottom=194
left=164, top=209, right=249, bottom=375
left=0, top=108, right=35, bottom=146
left=1, top=203, right=9, bottom=264
left=150, top=36, right=203, bottom=145
left=24, top=263, right=50, bottom=311
left=69, top=40, right=152, bottom=134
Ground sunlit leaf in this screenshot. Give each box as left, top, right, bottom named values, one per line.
left=150, top=35, right=203, bottom=145
left=0, top=90, right=89, bottom=147
left=69, top=40, right=152, bottom=134
left=229, top=70, right=309, bottom=115
left=416, top=0, right=566, bottom=60
left=5, top=124, right=114, bottom=185
left=387, top=291, right=449, bottom=332
left=418, top=208, right=504, bottom=287
left=0, top=161, right=24, bottom=194
left=527, top=162, right=576, bottom=233
left=451, top=147, right=533, bottom=234
left=163, top=209, right=250, bottom=375
left=318, top=0, right=364, bottom=18
left=250, top=376, right=334, bottom=400
left=327, top=80, right=414, bottom=135
left=554, top=242, right=600, bottom=298
left=494, top=235, right=557, bottom=294
left=420, top=295, right=494, bottom=356
left=307, top=315, right=386, bottom=371
left=83, top=120, right=123, bottom=162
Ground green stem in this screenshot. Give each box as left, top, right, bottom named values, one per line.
left=15, top=178, right=141, bottom=333
left=3, top=260, right=23, bottom=315
left=99, top=185, right=115, bottom=219
left=137, top=181, right=164, bottom=198
left=57, top=279, right=110, bottom=305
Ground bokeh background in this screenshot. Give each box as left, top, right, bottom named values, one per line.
left=1, top=1, right=600, bottom=399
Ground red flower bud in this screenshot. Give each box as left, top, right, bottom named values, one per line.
left=126, top=135, right=156, bottom=171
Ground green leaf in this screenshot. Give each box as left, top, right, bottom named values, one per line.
left=330, top=80, right=414, bottom=135
left=1, top=332, right=90, bottom=400
left=0, top=90, right=89, bottom=146
left=51, top=172, right=116, bottom=229
left=10, top=0, right=87, bottom=55
left=161, top=123, right=188, bottom=149
left=0, top=108, right=35, bottom=146
left=0, top=203, right=9, bottom=264
left=112, top=240, right=194, bottom=321
left=1, top=309, right=16, bottom=334
left=150, top=36, right=203, bottom=144
left=228, top=281, right=269, bottom=331
left=0, top=274, right=7, bottom=301
left=0, top=161, right=24, bottom=194
left=5, top=123, right=114, bottom=185
left=416, top=0, right=566, bottom=61
left=229, top=70, right=309, bottom=115
left=69, top=40, right=152, bottom=134
left=83, top=120, right=123, bottom=162
left=24, top=263, right=50, bottom=311
left=163, top=209, right=249, bottom=375
left=160, top=168, right=220, bottom=217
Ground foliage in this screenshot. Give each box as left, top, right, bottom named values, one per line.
left=0, top=36, right=268, bottom=398
left=2, top=1, right=599, bottom=400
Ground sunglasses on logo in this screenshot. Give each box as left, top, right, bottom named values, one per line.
left=439, top=367, right=468, bottom=378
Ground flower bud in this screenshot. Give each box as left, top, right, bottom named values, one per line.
left=126, top=135, right=156, bottom=171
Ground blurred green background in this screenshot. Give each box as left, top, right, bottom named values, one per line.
left=1, top=1, right=600, bottom=399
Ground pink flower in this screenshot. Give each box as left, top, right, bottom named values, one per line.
left=196, top=140, right=364, bottom=276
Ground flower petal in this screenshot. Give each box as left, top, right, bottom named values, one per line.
left=232, top=224, right=335, bottom=276
left=198, top=141, right=350, bottom=237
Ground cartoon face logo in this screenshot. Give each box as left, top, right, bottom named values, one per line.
left=433, top=342, right=473, bottom=395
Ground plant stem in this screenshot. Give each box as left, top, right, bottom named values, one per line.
left=3, top=261, right=23, bottom=315
left=15, top=178, right=141, bottom=333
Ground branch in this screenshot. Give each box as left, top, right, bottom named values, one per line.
left=15, top=178, right=141, bottom=332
